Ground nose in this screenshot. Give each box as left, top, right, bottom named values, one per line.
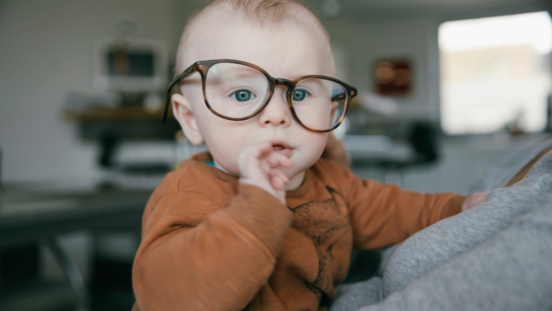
left=258, top=86, right=291, bottom=127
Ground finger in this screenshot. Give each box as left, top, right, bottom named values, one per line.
left=255, top=142, right=275, bottom=159
left=265, top=152, right=294, bottom=168
left=469, top=192, right=489, bottom=206
left=463, top=191, right=489, bottom=211
left=270, top=175, right=285, bottom=191
left=278, top=156, right=294, bottom=168
left=270, top=168, right=289, bottom=191
left=260, top=160, right=271, bottom=175
left=241, top=142, right=276, bottom=172
left=271, top=168, right=289, bottom=183
left=250, top=142, right=294, bottom=167
left=239, top=142, right=271, bottom=166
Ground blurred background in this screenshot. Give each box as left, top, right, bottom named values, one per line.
left=0, top=0, right=551, bottom=310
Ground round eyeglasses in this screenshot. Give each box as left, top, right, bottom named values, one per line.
left=162, top=59, right=358, bottom=132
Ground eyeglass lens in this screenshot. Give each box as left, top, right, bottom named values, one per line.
left=204, top=62, right=347, bottom=131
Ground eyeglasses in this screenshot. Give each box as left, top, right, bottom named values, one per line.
left=162, top=59, right=357, bottom=132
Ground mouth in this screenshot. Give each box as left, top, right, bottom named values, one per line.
left=270, top=140, right=293, bottom=157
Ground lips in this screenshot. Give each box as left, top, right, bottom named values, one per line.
left=270, top=139, right=294, bottom=157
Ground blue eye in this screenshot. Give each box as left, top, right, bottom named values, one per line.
left=231, top=90, right=256, bottom=102
left=293, top=89, right=308, bottom=101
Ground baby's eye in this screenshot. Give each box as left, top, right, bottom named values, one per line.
left=292, top=89, right=309, bottom=101
left=230, top=89, right=256, bottom=102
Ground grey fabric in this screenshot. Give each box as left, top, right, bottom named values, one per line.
left=469, top=136, right=552, bottom=193
left=360, top=193, right=552, bottom=311
left=382, top=151, right=552, bottom=296
left=331, top=277, right=383, bottom=311
left=330, top=145, right=552, bottom=311
left=377, top=244, right=400, bottom=277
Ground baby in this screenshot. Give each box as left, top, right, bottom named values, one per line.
left=132, top=1, right=484, bottom=310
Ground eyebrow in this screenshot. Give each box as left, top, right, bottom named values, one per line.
left=210, top=71, right=264, bottom=84
left=221, top=71, right=261, bottom=80
left=298, top=78, right=330, bottom=91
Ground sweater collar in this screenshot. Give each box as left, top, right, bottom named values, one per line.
left=186, top=152, right=239, bottom=184
left=183, top=151, right=313, bottom=198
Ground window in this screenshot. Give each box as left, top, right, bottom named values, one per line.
left=439, top=12, right=552, bottom=134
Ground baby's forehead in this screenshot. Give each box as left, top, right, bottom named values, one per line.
left=187, top=0, right=324, bottom=38
left=177, top=3, right=333, bottom=75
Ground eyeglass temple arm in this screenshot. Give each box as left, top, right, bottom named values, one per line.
left=162, top=64, right=198, bottom=123
left=331, top=87, right=357, bottom=102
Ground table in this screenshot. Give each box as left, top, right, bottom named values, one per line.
left=0, top=185, right=151, bottom=250
left=0, top=184, right=153, bottom=310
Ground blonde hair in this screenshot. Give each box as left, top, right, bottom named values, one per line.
left=223, top=0, right=315, bottom=23
left=175, top=0, right=330, bottom=73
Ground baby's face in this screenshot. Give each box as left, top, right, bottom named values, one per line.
left=174, top=14, right=335, bottom=187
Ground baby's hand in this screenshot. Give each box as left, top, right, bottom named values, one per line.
left=462, top=191, right=489, bottom=212
left=238, top=142, right=294, bottom=205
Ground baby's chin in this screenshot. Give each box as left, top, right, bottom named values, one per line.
left=282, top=157, right=318, bottom=190
left=285, top=169, right=306, bottom=191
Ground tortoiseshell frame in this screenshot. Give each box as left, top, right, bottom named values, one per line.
left=162, top=59, right=358, bottom=133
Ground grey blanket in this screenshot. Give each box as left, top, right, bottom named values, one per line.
left=331, top=137, right=552, bottom=311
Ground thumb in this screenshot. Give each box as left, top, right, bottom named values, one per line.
left=463, top=191, right=489, bottom=211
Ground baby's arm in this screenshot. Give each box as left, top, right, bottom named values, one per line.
left=132, top=144, right=294, bottom=311
left=333, top=166, right=467, bottom=249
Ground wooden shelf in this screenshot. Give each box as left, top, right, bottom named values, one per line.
left=63, top=106, right=172, bottom=121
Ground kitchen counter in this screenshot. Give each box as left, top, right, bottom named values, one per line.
left=0, top=185, right=152, bottom=250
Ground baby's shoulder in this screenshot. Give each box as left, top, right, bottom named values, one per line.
left=141, top=161, right=238, bottom=230
left=148, top=160, right=238, bottom=210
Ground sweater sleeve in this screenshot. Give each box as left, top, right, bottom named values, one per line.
left=337, top=166, right=465, bottom=249
left=132, top=184, right=293, bottom=311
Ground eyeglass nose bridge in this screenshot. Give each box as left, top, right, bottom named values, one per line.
left=274, top=78, right=295, bottom=90
left=272, top=78, right=296, bottom=104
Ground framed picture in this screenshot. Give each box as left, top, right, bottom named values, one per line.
left=373, top=59, right=412, bottom=96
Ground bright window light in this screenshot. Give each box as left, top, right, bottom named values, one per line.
left=440, top=12, right=552, bottom=55
left=439, top=12, right=552, bottom=135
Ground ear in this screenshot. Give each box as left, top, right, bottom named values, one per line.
left=172, top=93, right=204, bottom=145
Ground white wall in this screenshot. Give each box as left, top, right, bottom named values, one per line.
left=319, top=1, right=552, bottom=123
left=1, top=0, right=549, bottom=184
left=324, top=16, right=441, bottom=120
left=0, top=0, right=201, bottom=183
left=0, top=0, right=208, bottom=280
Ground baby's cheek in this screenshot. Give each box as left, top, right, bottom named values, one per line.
left=204, top=136, right=242, bottom=175
left=312, top=135, right=328, bottom=162
left=213, top=150, right=241, bottom=176
left=298, top=133, right=327, bottom=167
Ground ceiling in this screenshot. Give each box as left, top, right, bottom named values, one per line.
left=345, top=0, right=546, bottom=10
left=309, top=0, right=551, bottom=21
